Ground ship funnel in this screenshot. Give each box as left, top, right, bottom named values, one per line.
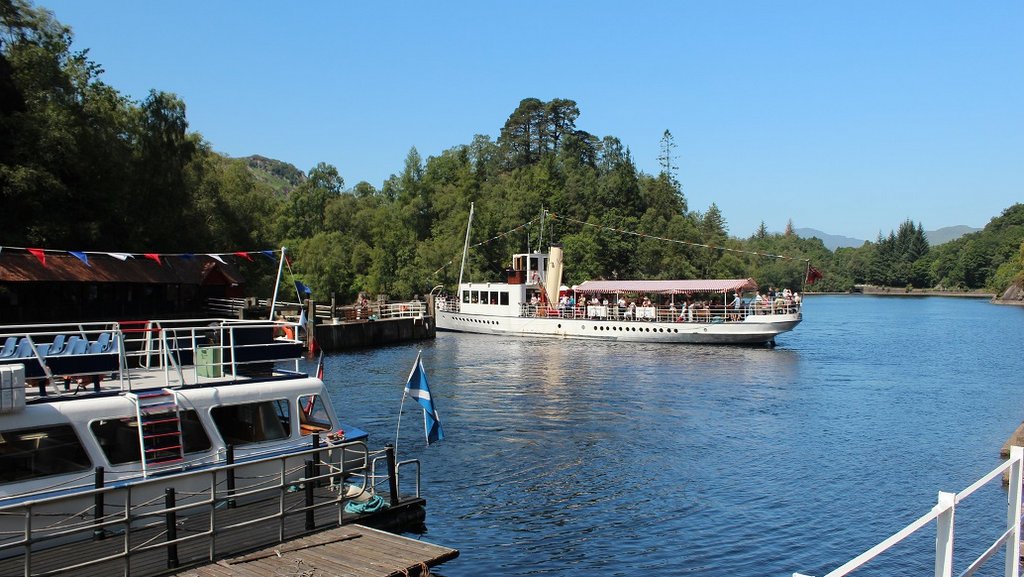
left=544, top=244, right=564, bottom=305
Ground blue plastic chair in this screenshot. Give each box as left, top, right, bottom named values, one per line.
left=71, top=338, right=88, bottom=355
left=52, top=335, right=79, bottom=357
left=88, top=332, right=111, bottom=354
left=14, top=339, right=33, bottom=358
left=0, top=337, right=15, bottom=358
left=40, top=334, right=66, bottom=357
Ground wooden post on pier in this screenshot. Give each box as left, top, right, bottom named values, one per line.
left=386, top=444, right=400, bottom=507
left=306, top=298, right=316, bottom=352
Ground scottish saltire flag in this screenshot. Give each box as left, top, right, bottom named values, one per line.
left=404, top=357, right=444, bottom=444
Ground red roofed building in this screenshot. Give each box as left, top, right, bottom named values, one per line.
left=0, top=252, right=245, bottom=323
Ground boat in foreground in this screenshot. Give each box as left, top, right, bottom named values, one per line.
left=433, top=245, right=802, bottom=345
left=0, top=317, right=419, bottom=565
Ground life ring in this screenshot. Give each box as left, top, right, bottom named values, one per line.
left=282, top=325, right=295, bottom=340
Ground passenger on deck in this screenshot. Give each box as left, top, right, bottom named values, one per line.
left=730, top=293, right=743, bottom=321
left=625, top=300, right=636, bottom=320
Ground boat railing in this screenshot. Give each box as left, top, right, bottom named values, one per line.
left=0, top=318, right=305, bottom=398
left=793, top=446, right=1024, bottom=577
left=516, top=302, right=801, bottom=323
left=0, top=438, right=419, bottom=575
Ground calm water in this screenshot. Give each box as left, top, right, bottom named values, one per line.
left=316, top=296, right=1024, bottom=576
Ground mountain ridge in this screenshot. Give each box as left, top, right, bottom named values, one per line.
left=794, top=226, right=981, bottom=251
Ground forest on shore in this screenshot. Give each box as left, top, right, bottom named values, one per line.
left=3, top=0, right=1023, bottom=303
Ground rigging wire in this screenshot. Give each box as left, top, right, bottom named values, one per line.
left=430, top=216, right=542, bottom=277
left=548, top=212, right=812, bottom=264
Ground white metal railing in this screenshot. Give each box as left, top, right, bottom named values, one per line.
left=1, top=318, right=305, bottom=398
left=0, top=439, right=414, bottom=576
left=794, top=446, right=1024, bottom=577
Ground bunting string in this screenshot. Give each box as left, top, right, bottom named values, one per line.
left=0, top=245, right=282, bottom=268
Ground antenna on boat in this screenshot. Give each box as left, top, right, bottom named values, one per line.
left=537, top=208, right=545, bottom=253
left=268, top=246, right=286, bottom=319
left=457, top=203, right=474, bottom=287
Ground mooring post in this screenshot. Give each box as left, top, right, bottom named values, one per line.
left=306, top=298, right=316, bottom=352
left=304, top=460, right=315, bottom=531
left=165, top=488, right=178, bottom=569
left=386, top=444, right=400, bottom=506
left=93, top=467, right=104, bottom=540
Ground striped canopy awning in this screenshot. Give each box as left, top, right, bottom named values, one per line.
left=573, top=278, right=759, bottom=295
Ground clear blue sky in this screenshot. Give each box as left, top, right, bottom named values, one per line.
left=41, top=0, right=1023, bottom=241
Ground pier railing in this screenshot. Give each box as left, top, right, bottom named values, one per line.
left=794, top=446, right=1023, bottom=577
left=0, top=439, right=421, bottom=576
left=206, top=297, right=427, bottom=322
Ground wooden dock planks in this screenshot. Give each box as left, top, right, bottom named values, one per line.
left=176, top=524, right=458, bottom=577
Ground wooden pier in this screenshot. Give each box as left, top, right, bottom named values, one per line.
left=176, top=524, right=457, bottom=577
left=314, top=316, right=435, bottom=351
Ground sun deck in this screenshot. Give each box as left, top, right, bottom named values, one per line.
left=0, top=318, right=305, bottom=403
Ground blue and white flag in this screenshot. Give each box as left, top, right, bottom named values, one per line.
left=404, top=356, right=444, bottom=444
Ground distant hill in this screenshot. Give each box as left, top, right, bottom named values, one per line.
left=925, top=225, right=981, bottom=245
left=795, top=225, right=981, bottom=251
left=794, top=228, right=866, bottom=251
left=242, top=155, right=306, bottom=196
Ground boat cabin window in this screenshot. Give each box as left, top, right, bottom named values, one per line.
left=500, top=291, right=509, bottom=305
left=298, top=394, right=333, bottom=436
left=462, top=290, right=470, bottom=304
left=0, top=424, right=92, bottom=483
left=211, top=400, right=290, bottom=445
left=90, top=411, right=211, bottom=466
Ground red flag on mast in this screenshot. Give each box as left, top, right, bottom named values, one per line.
left=806, top=265, right=824, bottom=285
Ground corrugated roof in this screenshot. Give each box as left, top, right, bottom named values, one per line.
left=0, top=252, right=245, bottom=285
left=573, top=278, right=759, bottom=294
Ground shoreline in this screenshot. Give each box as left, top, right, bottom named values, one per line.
left=806, top=288, right=996, bottom=299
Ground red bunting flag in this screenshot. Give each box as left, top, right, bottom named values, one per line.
left=28, top=248, right=46, bottom=267
left=144, top=253, right=162, bottom=266
left=234, top=251, right=254, bottom=261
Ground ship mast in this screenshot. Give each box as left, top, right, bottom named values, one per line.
left=457, top=202, right=474, bottom=287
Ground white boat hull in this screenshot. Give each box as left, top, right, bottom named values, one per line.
left=435, top=310, right=801, bottom=345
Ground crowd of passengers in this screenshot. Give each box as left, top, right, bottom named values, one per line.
left=525, top=287, right=801, bottom=322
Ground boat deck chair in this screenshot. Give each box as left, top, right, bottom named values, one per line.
left=0, top=337, right=16, bottom=358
